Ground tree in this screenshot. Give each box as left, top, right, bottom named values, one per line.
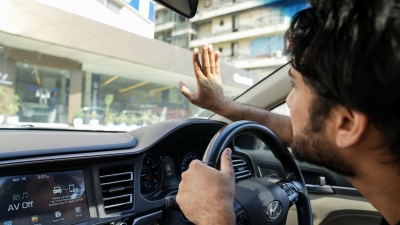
left=0, top=88, right=20, bottom=125
left=104, top=94, right=114, bottom=124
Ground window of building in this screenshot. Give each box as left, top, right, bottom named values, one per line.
left=251, top=35, right=285, bottom=58
left=178, top=15, right=186, bottom=23
left=191, top=34, right=198, bottom=41
left=95, top=0, right=121, bottom=14
left=218, top=47, right=223, bottom=53
left=10, top=63, right=71, bottom=124
left=163, top=10, right=173, bottom=23
left=231, top=42, right=238, bottom=57
left=220, top=20, right=224, bottom=26
left=106, top=0, right=122, bottom=14
left=232, top=15, right=239, bottom=32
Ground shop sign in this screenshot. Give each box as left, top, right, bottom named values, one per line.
left=233, top=73, right=253, bottom=87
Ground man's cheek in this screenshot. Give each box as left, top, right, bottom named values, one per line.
left=290, top=116, right=301, bottom=137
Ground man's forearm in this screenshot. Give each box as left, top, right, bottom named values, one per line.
left=215, top=99, right=293, bottom=146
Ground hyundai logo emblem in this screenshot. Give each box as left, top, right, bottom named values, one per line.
left=266, top=200, right=282, bottom=220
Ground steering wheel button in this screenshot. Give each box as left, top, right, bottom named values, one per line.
left=235, top=210, right=246, bottom=222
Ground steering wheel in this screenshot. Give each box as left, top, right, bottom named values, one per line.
left=202, top=120, right=313, bottom=225
left=166, top=121, right=313, bottom=225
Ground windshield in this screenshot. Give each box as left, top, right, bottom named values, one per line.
left=0, top=0, right=307, bottom=131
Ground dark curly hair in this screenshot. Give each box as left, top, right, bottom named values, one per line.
left=287, top=0, right=400, bottom=163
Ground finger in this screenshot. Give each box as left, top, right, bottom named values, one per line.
left=202, top=44, right=211, bottom=76
left=215, top=51, right=220, bottom=75
left=193, top=48, right=205, bottom=80
left=179, top=81, right=195, bottom=102
left=208, top=45, right=216, bottom=74
left=220, top=148, right=234, bottom=176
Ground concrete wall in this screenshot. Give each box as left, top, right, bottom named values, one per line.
left=37, top=0, right=155, bottom=39
left=197, top=22, right=212, bottom=39
left=211, top=15, right=232, bottom=35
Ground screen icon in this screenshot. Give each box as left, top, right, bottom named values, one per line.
left=22, top=192, right=28, bottom=200
left=69, top=184, right=79, bottom=193
left=75, top=206, right=81, bottom=213
left=4, top=221, right=12, bottom=225
left=53, top=187, right=62, bottom=195
left=54, top=211, right=62, bottom=218
left=12, top=193, right=20, bottom=201
left=31, top=215, right=39, bottom=223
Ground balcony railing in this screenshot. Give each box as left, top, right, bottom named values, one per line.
left=219, top=53, right=251, bottom=62
left=219, top=52, right=287, bottom=69
left=173, top=22, right=197, bottom=32
left=194, top=21, right=284, bottom=40
left=198, top=0, right=250, bottom=12
left=156, top=19, right=173, bottom=25
left=220, top=51, right=283, bottom=60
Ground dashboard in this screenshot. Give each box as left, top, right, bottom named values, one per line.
left=0, top=118, right=361, bottom=225
left=0, top=119, right=239, bottom=225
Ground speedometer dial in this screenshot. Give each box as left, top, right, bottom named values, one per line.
left=140, top=154, right=163, bottom=195
left=181, top=151, right=201, bottom=172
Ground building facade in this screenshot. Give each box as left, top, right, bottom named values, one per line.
left=0, top=0, right=255, bottom=129
left=155, top=0, right=308, bottom=78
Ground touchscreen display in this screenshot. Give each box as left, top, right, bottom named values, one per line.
left=0, top=170, right=90, bottom=225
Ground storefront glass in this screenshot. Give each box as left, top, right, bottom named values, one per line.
left=15, top=63, right=69, bottom=124
left=80, top=73, right=193, bottom=127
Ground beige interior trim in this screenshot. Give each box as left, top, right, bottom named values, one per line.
left=287, top=194, right=378, bottom=225
left=210, top=63, right=292, bottom=123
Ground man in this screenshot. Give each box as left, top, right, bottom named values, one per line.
left=47, top=91, right=59, bottom=123
left=176, top=0, right=400, bottom=225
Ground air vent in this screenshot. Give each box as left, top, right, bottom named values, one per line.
left=99, top=165, right=134, bottom=213
left=232, top=159, right=252, bottom=181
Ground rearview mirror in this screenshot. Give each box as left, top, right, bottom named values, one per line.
left=154, top=0, right=198, bottom=18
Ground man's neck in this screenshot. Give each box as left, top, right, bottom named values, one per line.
left=347, top=161, right=400, bottom=225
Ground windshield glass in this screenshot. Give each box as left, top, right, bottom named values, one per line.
left=0, top=0, right=307, bottom=131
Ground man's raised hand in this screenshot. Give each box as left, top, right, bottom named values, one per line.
left=179, top=44, right=228, bottom=113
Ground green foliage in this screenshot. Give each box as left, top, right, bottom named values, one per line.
left=104, top=94, right=114, bottom=107
left=105, top=112, right=116, bottom=125
left=91, top=110, right=98, bottom=119
left=118, top=113, right=128, bottom=124
left=104, top=94, right=114, bottom=125
left=0, top=88, right=20, bottom=124
left=75, top=108, right=84, bottom=118
left=151, top=114, right=159, bottom=124
left=139, top=112, right=152, bottom=125
left=127, top=114, right=138, bottom=126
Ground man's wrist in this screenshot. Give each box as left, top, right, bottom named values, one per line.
left=212, top=96, right=233, bottom=116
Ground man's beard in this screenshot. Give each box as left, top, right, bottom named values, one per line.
left=290, top=96, right=356, bottom=177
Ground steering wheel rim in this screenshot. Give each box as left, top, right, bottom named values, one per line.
left=203, top=120, right=313, bottom=225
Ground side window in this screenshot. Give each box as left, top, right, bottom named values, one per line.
left=236, top=103, right=289, bottom=151
left=271, top=102, right=290, bottom=117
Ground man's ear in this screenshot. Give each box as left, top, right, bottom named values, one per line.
left=332, top=105, right=369, bottom=148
